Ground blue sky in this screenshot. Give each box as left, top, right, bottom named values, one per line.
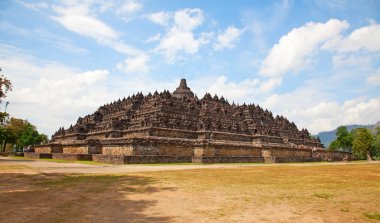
left=1, top=0, right=380, bottom=136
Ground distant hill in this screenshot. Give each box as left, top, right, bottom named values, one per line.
left=317, top=122, right=380, bottom=147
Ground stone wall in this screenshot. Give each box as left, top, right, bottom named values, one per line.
left=192, top=156, right=264, bottom=163
left=269, top=147, right=312, bottom=158
left=102, top=146, right=134, bottom=155
left=24, top=152, right=52, bottom=159
left=34, top=144, right=62, bottom=154
left=312, top=150, right=353, bottom=161
left=52, top=153, right=92, bottom=161
left=214, top=147, right=262, bottom=157
left=92, top=154, right=125, bottom=164
left=63, top=145, right=89, bottom=154
left=30, top=137, right=353, bottom=164
left=93, top=154, right=191, bottom=164
left=155, top=145, right=193, bottom=156
left=149, top=128, right=198, bottom=139
left=62, top=142, right=101, bottom=154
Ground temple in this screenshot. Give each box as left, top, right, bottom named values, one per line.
left=28, top=79, right=352, bottom=164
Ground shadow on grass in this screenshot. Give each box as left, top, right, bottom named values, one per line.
left=0, top=172, right=174, bottom=222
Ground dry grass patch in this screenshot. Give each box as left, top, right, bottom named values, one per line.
left=0, top=162, right=379, bottom=222
left=136, top=163, right=380, bottom=222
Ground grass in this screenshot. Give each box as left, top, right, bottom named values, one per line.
left=137, top=162, right=380, bottom=221
left=1, top=161, right=380, bottom=222
left=0, top=165, right=29, bottom=170
left=9, top=155, right=113, bottom=166
left=364, top=212, right=380, bottom=221
left=35, top=174, right=123, bottom=187
left=313, top=193, right=334, bottom=199
left=39, top=158, right=113, bottom=166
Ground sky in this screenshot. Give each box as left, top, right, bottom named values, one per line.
left=0, top=0, right=380, bottom=137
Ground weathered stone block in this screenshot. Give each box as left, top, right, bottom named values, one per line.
left=34, top=144, right=63, bottom=154
left=92, top=154, right=191, bottom=164
left=102, top=146, right=134, bottom=156
left=24, top=152, right=52, bottom=159
left=93, top=154, right=124, bottom=164
left=52, top=153, right=92, bottom=161
left=192, top=156, right=264, bottom=163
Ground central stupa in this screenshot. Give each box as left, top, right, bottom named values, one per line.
left=172, top=78, right=194, bottom=98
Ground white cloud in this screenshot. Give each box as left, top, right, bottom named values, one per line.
left=174, top=8, right=204, bottom=31
left=323, top=23, right=380, bottom=52
left=117, top=0, right=142, bottom=14
left=14, top=0, right=48, bottom=11
left=115, top=0, right=143, bottom=22
left=367, top=68, right=380, bottom=86
left=260, top=19, right=349, bottom=77
left=0, top=45, right=180, bottom=136
left=51, top=4, right=119, bottom=41
left=116, top=54, right=150, bottom=74
left=154, top=8, right=212, bottom=62
left=332, top=54, right=372, bottom=68
left=213, top=26, right=244, bottom=50
left=1, top=48, right=115, bottom=136
left=155, top=28, right=210, bottom=62
left=262, top=85, right=380, bottom=134
left=145, top=33, right=161, bottom=43
left=50, top=1, right=144, bottom=57
left=147, top=12, right=172, bottom=26
left=201, top=76, right=260, bottom=101
left=0, top=22, right=88, bottom=54
left=259, top=77, right=282, bottom=93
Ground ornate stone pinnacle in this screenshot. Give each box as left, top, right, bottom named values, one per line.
left=172, top=78, right=194, bottom=98
left=179, top=79, right=188, bottom=89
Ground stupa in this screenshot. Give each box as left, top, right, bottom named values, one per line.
left=28, top=79, right=352, bottom=163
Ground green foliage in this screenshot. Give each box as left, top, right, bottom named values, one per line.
left=0, top=116, right=48, bottom=152
left=328, top=126, right=353, bottom=152
left=352, top=128, right=373, bottom=160
left=375, top=126, right=380, bottom=136
left=371, top=133, right=380, bottom=160
left=0, top=68, right=12, bottom=100
left=17, top=122, right=46, bottom=148
left=336, top=126, right=353, bottom=151
left=328, top=140, right=341, bottom=151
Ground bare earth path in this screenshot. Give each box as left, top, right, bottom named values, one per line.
left=0, top=156, right=261, bottom=174
left=1, top=156, right=380, bottom=223
left=1, top=156, right=376, bottom=174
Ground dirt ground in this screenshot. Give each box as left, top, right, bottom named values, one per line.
left=1, top=157, right=380, bottom=223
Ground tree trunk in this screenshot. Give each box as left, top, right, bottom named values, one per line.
left=1, top=140, right=7, bottom=152
left=367, top=150, right=373, bottom=161
left=2, top=140, right=7, bottom=152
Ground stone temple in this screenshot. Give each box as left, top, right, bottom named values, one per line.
left=28, top=79, right=352, bottom=164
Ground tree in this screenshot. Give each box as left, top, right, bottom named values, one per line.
left=1, top=117, right=25, bottom=151
left=336, top=126, right=353, bottom=151
left=0, top=126, right=12, bottom=152
left=328, top=140, right=341, bottom=151
left=17, top=123, right=48, bottom=148
left=328, top=126, right=353, bottom=152
left=0, top=117, right=48, bottom=152
left=0, top=68, right=12, bottom=100
left=375, top=126, right=380, bottom=136
left=371, top=128, right=380, bottom=160
left=352, top=128, right=374, bottom=160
